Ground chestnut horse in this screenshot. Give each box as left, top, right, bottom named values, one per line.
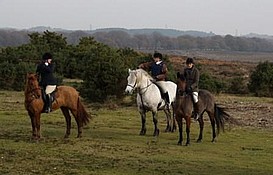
left=24, top=73, right=91, bottom=140
left=175, top=72, right=232, bottom=145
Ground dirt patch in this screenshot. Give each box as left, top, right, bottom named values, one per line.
left=215, top=96, right=273, bottom=129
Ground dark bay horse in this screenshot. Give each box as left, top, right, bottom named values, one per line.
left=175, top=72, right=232, bottom=145
left=25, top=73, right=91, bottom=140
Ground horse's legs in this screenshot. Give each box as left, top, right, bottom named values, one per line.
left=185, top=116, right=191, bottom=146
left=152, top=111, right=159, bottom=136
left=197, top=115, right=204, bottom=143
left=171, top=103, right=177, bottom=132
left=176, top=115, right=183, bottom=145
left=139, top=110, right=147, bottom=135
left=163, top=109, right=171, bottom=132
left=208, top=111, right=217, bottom=142
left=28, top=111, right=37, bottom=139
left=34, top=113, right=41, bottom=139
left=61, top=107, right=71, bottom=138
left=70, top=109, right=83, bottom=138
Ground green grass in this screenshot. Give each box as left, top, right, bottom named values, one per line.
left=0, top=91, right=273, bottom=175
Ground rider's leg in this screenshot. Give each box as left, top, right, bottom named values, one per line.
left=192, top=91, right=200, bottom=120
left=155, top=81, right=170, bottom=106
left=45, top=85, right=56, bottom=113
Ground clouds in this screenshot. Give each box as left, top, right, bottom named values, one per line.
left=0, top=0, right=273, bottom=35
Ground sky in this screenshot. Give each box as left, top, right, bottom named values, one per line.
left=0, top=0, right=272, bottom=36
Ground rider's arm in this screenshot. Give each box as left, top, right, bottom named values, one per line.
left=155, top=63, right=168, bottom=81
left=138, top=61, right=153, bottom=71
left=190, top=68, right=200, bottom=90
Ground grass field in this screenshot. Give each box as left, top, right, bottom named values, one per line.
left=0, top=91, right=273, bottom=175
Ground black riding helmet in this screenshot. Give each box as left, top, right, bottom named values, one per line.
left=153, top=52, right=163, bottom=60
left=42, top=52, right=53, bottom=60
left=186, top=57, right=194, bottom=64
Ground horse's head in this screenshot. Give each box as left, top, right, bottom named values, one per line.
left=176, top=72, right=187, bottom=95
left=26, top=73, right=39, bottom=88
left=25, top=73, right=41, bottom=98
left=125, top=69, right=138, bottom=94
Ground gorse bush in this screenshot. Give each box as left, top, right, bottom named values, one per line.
left=248, top=61, right=273, bottom=97
left=199, top=72, right=227, bottom=94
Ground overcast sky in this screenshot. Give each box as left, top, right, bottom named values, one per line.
left=0, top=0, right=272, bottom=36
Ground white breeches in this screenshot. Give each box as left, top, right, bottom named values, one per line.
left=45, top=85, right=56, bottom=94
left=192, top=91, right=199, bottom=103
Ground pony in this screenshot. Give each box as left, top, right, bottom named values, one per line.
left=175, top=72, right=232, bottom=145
left=125, top=68, right=177, bottom=136
left=24, top=73, right=91, bottom=140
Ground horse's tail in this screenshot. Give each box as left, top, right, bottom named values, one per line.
left=77, top=98, right=91, bottom=126
left=214, top=104, right=231, bottom=135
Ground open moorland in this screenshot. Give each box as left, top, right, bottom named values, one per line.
left=1, top=92, right=273, bottom=174
left=1, top=51, right=273, bottom=174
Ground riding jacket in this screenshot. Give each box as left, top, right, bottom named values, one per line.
left=183, top=66, right=199, bottom=92
left=36, top=61, right=57, bottom=87
left=138, top=61, right=168, bottom=81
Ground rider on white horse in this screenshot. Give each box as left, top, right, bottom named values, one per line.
left=138, top=52, right=170, bottom=106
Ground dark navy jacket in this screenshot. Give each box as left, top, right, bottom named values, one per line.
left=139, top=61, right=167, bottom=81
left=36, top=62, right=57, bottom=87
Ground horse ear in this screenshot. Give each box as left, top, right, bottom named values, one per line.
left=128, top=68, right=131, bottom=72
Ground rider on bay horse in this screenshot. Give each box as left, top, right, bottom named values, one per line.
left=36, top=52, right=57, bottom=113
left=183, top=57, right=200, bottom=120
left=138, top=52, right=170, bottom=107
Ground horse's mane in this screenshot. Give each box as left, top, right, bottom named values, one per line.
left=25, top=73, right=41, bottom=104
left=137, top=68, right=153, bottom=80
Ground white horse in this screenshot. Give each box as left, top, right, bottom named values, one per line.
left=125, top=68, right=177, bottom=136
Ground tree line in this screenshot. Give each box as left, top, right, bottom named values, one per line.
left=1, top=29, right=273, bottom=52
left=1, top=31, right=273, bottom=102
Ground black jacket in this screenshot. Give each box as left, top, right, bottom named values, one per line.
left=36, top=62, right=57, bottom=87
left=183, top=66, right=199, bottom=92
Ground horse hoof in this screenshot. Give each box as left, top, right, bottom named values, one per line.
left=211, top=139, right=217, bottom=143
left=153, top=129, right=159, bottom=136
left=185, top=143, right=190, bottom=146
left=164, top=127, right=171, bottom=132
left=197, top=139, right=202, bottom=143
left=139, top=130, right=146, bottom=135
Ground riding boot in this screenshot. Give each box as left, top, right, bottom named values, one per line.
left=193, top=102, right=200, bottom=120
left=45, top=94, right=52, bottom=113
left=164, top=92, right=170, bottom=109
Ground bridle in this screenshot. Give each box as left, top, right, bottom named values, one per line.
left=127, top=72, right=153, bottom=95
left=127, top=81, right=137, bottom=89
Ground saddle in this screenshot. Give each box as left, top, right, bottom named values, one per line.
left=41, top=87, right=58, bottom=112
left=153, top=82, right=170, bottom=104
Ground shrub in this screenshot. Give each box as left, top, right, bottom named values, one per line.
left=248, top=61, right=273, bottom=97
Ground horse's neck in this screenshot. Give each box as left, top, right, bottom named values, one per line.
left=177, top=94, right=192, bottom=103
left=25, top=85, right=42, bottom=103
left=138, top=76, right=150, bottom=88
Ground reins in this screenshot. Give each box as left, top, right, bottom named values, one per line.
left=137, top=80, right=153, bottom=95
